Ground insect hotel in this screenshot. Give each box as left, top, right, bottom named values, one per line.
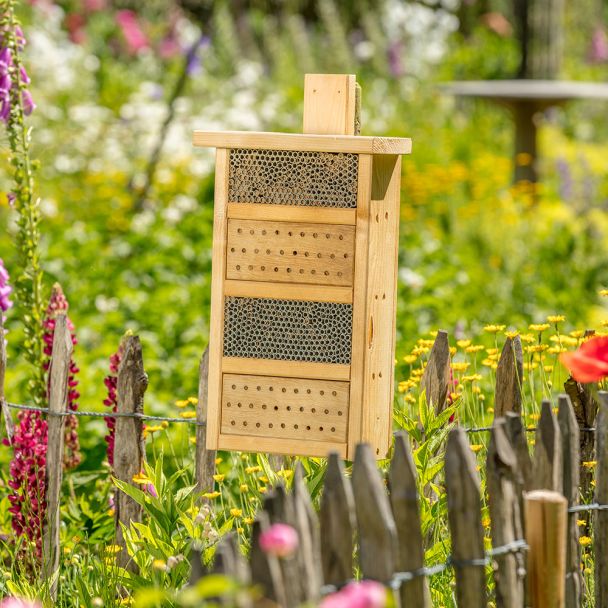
left=193, top=74, right=411, bottom=459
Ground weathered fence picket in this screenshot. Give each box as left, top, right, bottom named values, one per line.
left=532, top=400, right=563, bottom=492
left=195, top=347, right=216, bottom=495
left=0, top=317, right=14, bottom=442
left=42, top=314, right=72, bottom=599
left=421, top=329, right=451, bottom=413
left=595, top=392, right=608, bottom=608
left=494, top=335, right=523, bottom=417
left=114, top=335, right=148, bottom=571
left=211, top=532, right=252, bottom=608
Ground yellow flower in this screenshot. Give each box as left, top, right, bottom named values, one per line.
left=451, top=362, right=470, bottom=372
left=547, top=315, right=565, bottom=323
left=417, top=338, right=435, bottom=347
left=230, top=508, right=243, bottom=518
left=478, top=394, right=485, bottom=401
left=457, top=339, right=471, bottom=348
left=411, top=346, right=429, bottom=356
left=277, top=470, right=294, bottom=480
left=403, top=355, right=417, bottom=364
left=188, top=397, right=198, bottom=405
left=240, top=454, right=249, bottom=461
left=481, top=516, right=491, bottom=528
left=160, top=421, right=169, bottom=429
left=244, top=517, right=254, bottom=525
left=465, top=345, right=484, bottom=353
left=484, top=324, right=506, bottom=333
left=577, top=520, right=586, bottom=527
left=145, top=425, right=163, bottom=433
left=105, top=545, right=122, bottom=554
left=259, top=486, right=267, bottom=494
left=203, top=491, right=221, bottom=499
left=601, top=320, right=608, bottom=328
left=482, top=358, right=497, bottom=369
left=462, top=374, right=482, bottom=382
left=472, top=385, right=481, bottom=394
left=215, top=457, right=223, bottom=465
left=486, top=348, right=499, bottom=355
left=213, top=474, right=225, bottom=483
left=132, top=472, right=152, bottom=485
left=543, top=365, right=553, bottom=373
left=175, top=399, right=190, bottom=408
left=237, top=527, right=244, bottom=534
left=570, top=330, right=585, bottom=338
left=504, top=330, right=519, bottom=339
left=449, top=346, right=457, bottom=356
left=582, top=461, right=597, bottom=469
left=584, top=567, right=592, bottom=575
left=259, top=476, right=269, bottom=484
left=152, top=559, right=167, bottom=570
left=180, top=411, right=197, bottom=419
left=519, top=333, right=535, bottom=343
left=189, top=437, right=196, bottom=445
left=240, top=484, right=249, bottom=493
left=579, top=536, right=592, bottom=547
left=529, top=323, right=550, bottom=332
left=470, top=445, right=483, bottom=453
left=599, top=289, right=608, bottom=297
left=526, top=344, right=548, bottom=353
left=248, top=496, right=257, bottom=503
left=516, top=152, right=532, bottom=166
left=404, top=394, right=416, bottom=404
left=245, top=466, right=262, bottom=474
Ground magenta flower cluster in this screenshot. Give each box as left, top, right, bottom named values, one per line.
left=0, top=257, right=12, bottom=316
left=42, top=284, right=81, bottom=469
left=0, top=25, right=35, bottom=122
left=103, top=342, right=125, bottom=468
left=320, top=580, right=387, bottom=608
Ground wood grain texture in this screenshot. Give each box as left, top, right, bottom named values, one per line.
left=320, top=452, right=356, bottom=585
left=360, top=154, right=401, bottom=457
left=250, top=511, right=287, bottom=606
left=195, top=348, right=216, bottom=496
left=226, top=202, right=356, bottom=226
left=193, top=130, right=412, bottom=155
left=525, top=490, right=567, bottom=608
left=206, top=148, right=230, bottom=450
left=595, top=392, right=608, bottom=608
left=421, top=330, right=451, bottom=413
left=220, top=374, right=349, bottom=443
left=222, top=357, right=350, bottom=381
left=532, top=400, right=563, bottom=492
left=347, top=153, right=372, bottom=459
left=505, top=412, right=533, bottom=492
left=389, top=432, right=430, bottom=608
left=217, top=434, right=347, bottom=458
left=226, top=218, right=355, bottom=286
left=352, top=443, right=398, bottom=582
left=486, top=419, right=525, bottom=608
left=224, top=280, right=353, bottom=304
left=114, top=336, right=148, bottom=571
left=0, top=317, right=13, bottom=443
left=558, top=394, right=582, bottom=608
left=303, top=74, right=356, bottom=136
left=495, top=336, right=523, bottom=417
left=42, top=315, right=72, bottom=598
left=445, top=427, right=486, bottom=607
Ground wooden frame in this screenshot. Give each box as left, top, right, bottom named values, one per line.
left=196, top=74, right=411, bottom=458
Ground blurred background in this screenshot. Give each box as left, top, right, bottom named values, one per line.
left=0, top=0, right=607, bottom=463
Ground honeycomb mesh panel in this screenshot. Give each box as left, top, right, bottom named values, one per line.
left=223, top=297, right=352, bottom=364
left=229, top=149, right=358, bottom=208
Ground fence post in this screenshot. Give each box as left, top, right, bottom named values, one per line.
left=486, top=418, right=525, bottom=608
left=525, top=490, right=567, bottom=608
left=0, top=316, right=14, bottom=442
left=211, top=532, right=252, bottom=608
left=557, top=394, right=581, bottom=608
left=494, top=336, right=523, bottom=418
left=389, top=431, right=430, bottom=607
left=114, top=335, right=148, bottom=571
left=320, top=452, right=356, bottom=586
left=445, top=427, right=486, bottom=607
left=532, top=400, right=563, bottom=492
left=420, top=329, right=451, bottom=413
left=195, top=347, right=215, bottom=495
left=42, top=314, right=72, bottom=599
left=595, top=392, right=608, bottom=608
left=352, top=443, right=398, bottom=588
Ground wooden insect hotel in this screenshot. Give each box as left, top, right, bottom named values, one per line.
left=193, top=74, right=411, bottom=459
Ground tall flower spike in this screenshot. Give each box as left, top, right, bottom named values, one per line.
left=42, top=284, right=81, bottom=469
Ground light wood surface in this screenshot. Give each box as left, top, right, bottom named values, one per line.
left=347, top=153, right=373, bottom=459
left=227, top=203, right=356, bottom=225
left=360, top=154, right=402, bottom=457
left=193, top=130, right=412, bottom=155
left=226, top=219, right=355, bottom=287
left=224, top=280, right=352, bottom=304
left=220, top=374, right=349, bottom=442
left=222, top=357, right=350, bottom=381
left=218, top=433, right=347, bottom=458
left=303, top=74, right=356, bottom=136
left=206, top=148, right=230, bottom=450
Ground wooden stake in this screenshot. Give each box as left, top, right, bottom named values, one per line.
left=532, top=400, right=563, bottom=492
left=114, top=335, right=148, bottom=571
left=525, top=490, right=567, bottom=608
left=195, top=347, right=215, bottom=496
left=42, top=314, right=72, bottom=599
left=0, top=316, right=14, bottom=442
left=420, top=330, right=451, bottom=413
left=595, top=392, right=608, bottom=608
left=494, top=336, right=523, bottom=418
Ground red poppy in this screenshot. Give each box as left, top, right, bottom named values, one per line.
left=560, top=336, right=608, bottom=383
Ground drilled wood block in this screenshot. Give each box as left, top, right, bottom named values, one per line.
left=226, top=219, right=355, bottom=286
left=221, top=374, right=349, bottom=443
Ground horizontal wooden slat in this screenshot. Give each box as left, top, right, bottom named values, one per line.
left=224, top=280, right=353, bottom=304
left=217, top=434, right=347, bottom=458
left=227, top=203, right=357, bottom=226
left=222, top=357, right=351, bottom=381
left=193, top=130, right=412, bottom=155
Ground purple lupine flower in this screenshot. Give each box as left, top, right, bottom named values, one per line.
left=6, top=192, right=15, bottom=207
left=588, top=27, right=608, bottom=63
left=0, top=258, right=13, bottom=314
left=186, top=35, right=209, bottom=76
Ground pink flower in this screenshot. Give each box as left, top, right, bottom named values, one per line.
left=259, top=523, right=299, bottom=558
left=560, top=336, right=608, bottom=383
left=146, top=483, right=158, bottom=498
left=84, top=0, right=107, bottom=11
left=103, top=336, right=128, bottom=468
left=0, top=258, right=13, bottom=313
left=588, top=27, right=608, bottom=64
left=0, top=599, right=43, bottom=608
left=321, top=580, right=387, bottom=608
left=115, top=10, right=148, bottom=55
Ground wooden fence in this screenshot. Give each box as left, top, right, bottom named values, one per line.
left=1, top=316, right=608, bottom=607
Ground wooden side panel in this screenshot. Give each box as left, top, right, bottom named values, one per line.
left=220, top=374, right=349, bottom=443
left=226, top=219, right=355, bottom=286
left=360, top=154, right=402, bottom=458
left=222, top=357, right=350, bottom=382
left=206, top=148, right=230, bottom=450
left=347, top=154, right=373, bottom=459
left=224, top=280, right=352, bottom=304
left=227, top=203, right=356, bottom=226
left=303, top=74, right=356, bottom=136
left=218, top=434, right=347, bottom=458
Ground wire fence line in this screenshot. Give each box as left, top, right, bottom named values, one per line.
left=320, top=539, right=529, bottom=595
